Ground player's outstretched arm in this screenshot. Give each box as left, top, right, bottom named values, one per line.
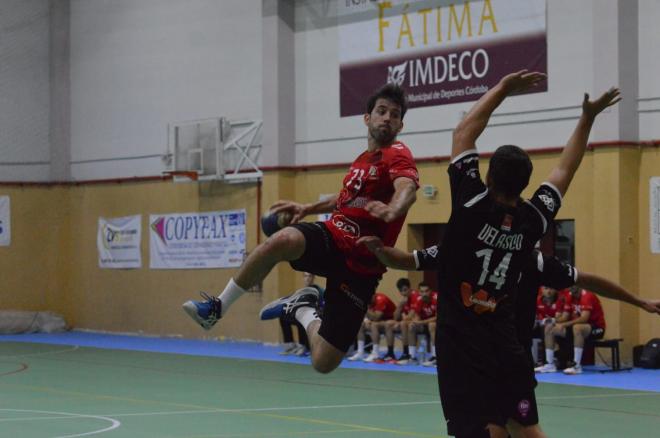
left=365, top=177, right=417, bottom=223
left=546, top=88, right=621, bottom=196
left=357, top=236, right=417, bottom=270
left=451, top=70, right=545, bottom=160
left=271, top=194, right=338, bottom=224
left=576, top=271, right=660, bottom=315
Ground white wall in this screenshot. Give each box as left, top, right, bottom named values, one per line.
left=69, top=0, right=262, bottom=180
left=0, top=0, right=656, bottom=181
left=0, top=0, right=51, bottom=181
left=638, top=0, right=660, bottom=141
left=294, top=0, right=639, bottom=166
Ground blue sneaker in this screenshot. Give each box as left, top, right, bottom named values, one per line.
left=259, top=287, right=319, bottom=321
left=182, top=292, right=223, bottom=330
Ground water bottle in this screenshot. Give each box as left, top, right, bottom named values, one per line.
left=418, top=335, right=427, bottom=363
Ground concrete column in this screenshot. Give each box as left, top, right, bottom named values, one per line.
left=261, top=0, right=295, bottom=168
left=590, top=0, right=640, bottom=363
left=49, top=0, right=70, bottom=181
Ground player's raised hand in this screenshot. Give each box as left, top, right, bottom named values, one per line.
left=582, top=87, right=621, bottom=120
left=499, top=70, right=546, bottom=94
left=270, top=200, right=307, bottom=224
left=357, top=235, right=385, bottom=253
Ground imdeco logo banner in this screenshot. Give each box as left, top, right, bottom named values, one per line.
left=339, top=0, right=547, bottom=116
left=150, top=210, right=246, bottom=269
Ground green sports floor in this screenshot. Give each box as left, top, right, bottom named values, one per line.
left=1, top=333, right=659, bottom=437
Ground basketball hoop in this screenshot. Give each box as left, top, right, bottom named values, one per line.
left=162, top=170, right=200, bottom=182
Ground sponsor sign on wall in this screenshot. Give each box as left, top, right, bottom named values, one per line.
left=98, top=215, right=142, bottom=268
left=150, top=210, right=246, bottom=269
left=339, top=0, right=547, bottom=116
left=0, top=196, right=10, bottom=246
left=651, top=177, right=660, bottom=254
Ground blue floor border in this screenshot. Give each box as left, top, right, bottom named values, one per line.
left=1, top=331, right=659, bottom=392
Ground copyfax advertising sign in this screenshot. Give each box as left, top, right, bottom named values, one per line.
left=339, top=0, right=547, bottom=116
left=149, top=210, right=246, bottom=269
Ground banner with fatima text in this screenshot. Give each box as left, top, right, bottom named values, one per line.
left=150, top=210, right=246, bottom=269
left=98, top=215, right=142, bottom=269
left=339, top=0, right=547, bottom=116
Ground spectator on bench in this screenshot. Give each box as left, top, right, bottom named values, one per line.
left=532, top=286, right=568, bottom=364
left=398, top=282, right=437, bottom=365
left=348, top=291, right=395, bottom=362
left=536, top=286, right=606, bottom=375
left=371, top=278, right=420, bottom=363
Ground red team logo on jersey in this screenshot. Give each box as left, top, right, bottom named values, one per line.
left=331, top=214, right=360, bottom=239
left=460, top=282, right=507, bottom=314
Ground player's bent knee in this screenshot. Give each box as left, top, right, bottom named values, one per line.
left=262, top=228, right=305, bottom=259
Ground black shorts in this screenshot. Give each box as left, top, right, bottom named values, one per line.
left=503, top=389, right=539, bottom=427
left=287, top=222, right=380, bottom=352
left=436, top=325, right=536, bottom=436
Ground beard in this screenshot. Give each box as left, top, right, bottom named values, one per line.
left=369, top=125, right=397, bottom=145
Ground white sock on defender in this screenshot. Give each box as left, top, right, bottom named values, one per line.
left=295, top=307, right=320, bottom=331
left=218, top=278, right=246, bottom=316
left=356, top=340, right=365, bottom=354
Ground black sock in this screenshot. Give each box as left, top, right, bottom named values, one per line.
left=387, top=346, right=394, bottom=356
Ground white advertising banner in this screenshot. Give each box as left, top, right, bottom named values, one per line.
left=98, top=215, right=142, bottom=268
left=651, top=177, right=660, bottom=254
left=149, top=210, right=246, bottom=269
left=0, top=196, right=10, bottom=246
left=339, top=0, right=547, bottom=116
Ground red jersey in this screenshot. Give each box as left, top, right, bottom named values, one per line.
left=325, top=141, right=418, bottom=275
left=402, top=290, right=421, bottom=315
left=565, top=289, right=606, bottom=329
left=369, top=292, right=396, bottom=320
left=413, top=293, right=437, bottom=320
left=535, top=289, right=564, bottom=320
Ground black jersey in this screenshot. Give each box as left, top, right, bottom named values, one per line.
left=415, top=149, right=562, bottom=339
left=515, top=251, right=577, bottom=348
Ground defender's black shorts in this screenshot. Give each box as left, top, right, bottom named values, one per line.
left=287, top=222, right=380, bottom=352
left=436, top=325, right=537, bottom=436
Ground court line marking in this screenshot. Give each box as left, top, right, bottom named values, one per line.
left=0, top=409, right=120, bottom=438
left=0, top=345, right=80, bottom=358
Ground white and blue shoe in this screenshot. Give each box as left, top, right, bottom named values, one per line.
left=259, top=287, right=319, bottom=321
left=182, top=292, right=223, bottom=330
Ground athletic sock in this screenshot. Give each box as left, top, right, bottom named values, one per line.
left=372, top=344, right=380, bottom=356
left=531, top=339, right=541, bottom=363
left=431, top=346, right=436, bottom=357
left=408, top=345, right=417, bottom=359
left=356, top=340, right=365, bottom=354
left=545, top=349, right=555, bottom=365
left=574, top=347, right=583, bottom=366
left=387, top=346, right=395, bottom=356
left=295, top=307, right=320, bottom=331
left=218, top=278, right=246, bottom=316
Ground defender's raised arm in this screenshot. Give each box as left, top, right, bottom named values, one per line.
left=451, top=70, right=546, bottom=160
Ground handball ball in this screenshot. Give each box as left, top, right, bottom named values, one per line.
left=261, top=210, right=293, bottom=237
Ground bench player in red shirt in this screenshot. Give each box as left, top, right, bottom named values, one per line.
left=536, top=286, right=607, bottom=374
left=183, top=84, right=419, bottom=375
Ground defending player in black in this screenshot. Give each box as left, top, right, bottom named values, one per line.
left=358, top=71, right=621, bottom=438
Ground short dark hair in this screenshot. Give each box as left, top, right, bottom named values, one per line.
left=396, top=278, right=411, bottom=290
left=487, top=145, right=533, bottom=198
left=366, top=83, right=408, bottom=119
left=418, top=281, right=431, bottom=289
